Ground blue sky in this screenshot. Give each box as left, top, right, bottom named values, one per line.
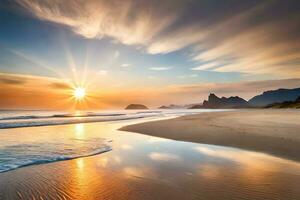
left=1, top=0, right=300, bottom=109
left=0, top=5, right=243, bottom=85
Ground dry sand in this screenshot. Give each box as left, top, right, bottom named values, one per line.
left=121, top=109, right=300, bottom=161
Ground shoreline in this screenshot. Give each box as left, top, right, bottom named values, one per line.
left=120, top=109, right=300, bottom=162
left=1, top=111, right=300, bottom=199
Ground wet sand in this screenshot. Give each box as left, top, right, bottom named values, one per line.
left=121, top=110, right=300, bottom=162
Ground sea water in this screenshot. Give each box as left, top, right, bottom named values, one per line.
left=0, top=109, right=225, bottom=172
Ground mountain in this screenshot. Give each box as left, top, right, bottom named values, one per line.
left=200, top=93, right=250, bottom=109
left=249, top=87, right=300, bottom=107
left=125, top=104, right=148, bottom=110
left=265, top=96, right=300, bottom=108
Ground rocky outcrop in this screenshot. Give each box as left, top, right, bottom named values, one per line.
left=201, top=93, right=250, bottom=108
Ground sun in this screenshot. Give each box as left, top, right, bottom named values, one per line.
left=73, top=87, right=86, bottom=100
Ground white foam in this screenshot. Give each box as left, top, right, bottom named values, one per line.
left=0, top=138, right=111, bottom=173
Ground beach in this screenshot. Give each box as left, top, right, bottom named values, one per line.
left=121, top=109, right=300, bottom=162
left=1, top=110, right=300, bottom=199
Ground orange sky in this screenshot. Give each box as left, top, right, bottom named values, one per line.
left=1, top=73, right=300, bottom=110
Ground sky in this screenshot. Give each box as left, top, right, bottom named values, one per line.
left=0, top=0, right=300, bottom=109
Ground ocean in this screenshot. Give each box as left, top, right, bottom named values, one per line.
left=0, top=109, right=225, bottom=173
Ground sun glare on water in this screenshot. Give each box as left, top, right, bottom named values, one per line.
left=73, top=87, right=86, bottom=100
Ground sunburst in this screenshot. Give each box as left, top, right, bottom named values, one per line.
left=73, top=87, right=86, bottom=100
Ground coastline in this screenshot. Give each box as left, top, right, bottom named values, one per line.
left=120, top=109, right=300, bottom=162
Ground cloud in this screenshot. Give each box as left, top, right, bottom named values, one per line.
left=192, top=21, right=300, bottom=77
left=178, top=74, right=199, bottom=79
left=0, top=73, right=71, bottom=89
left=149, top=67, right=172, bottom=71
left=0, top=75, right=27, bottom=85
left=0, top=73, right=73, bottom=109
left=149, top=152, right=181, bottom=161
left=121, top=63, right=131, bottom=67
left=16, top=0, right=300, bottom=78
left=50, top=82, right=70, bottom=89
left=191, top=62, right=224, bottom=71
left=97, top=70, right=107, bottom=75
left=113, top=51, right=120, bottom=59
left=17, top=0, right=179, bottom=45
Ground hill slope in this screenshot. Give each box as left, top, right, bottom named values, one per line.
left=249, top=88, right=300, bottom=107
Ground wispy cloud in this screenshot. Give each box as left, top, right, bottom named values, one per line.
left=149, top=67, right=172, bottom=71
left=50, top=82, right=69, bottom=89
left=177, top=74, right=198, bottom=79
left=97, top=70, right=108, bottom=75
left=149, top=152, right=181, bottom=161
left=121, top=63, right=131, bottom=67
left=191, top=62, right=223, bottom=71
left=16, top=0, right=300, bottom=78
left=113, top=51, right=120, bottom=59
left=0, top=75, right=27, bottom=85
left=17, top=0, right=179, bottom=45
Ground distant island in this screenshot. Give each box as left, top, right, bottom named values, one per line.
left=125, top=104, right=149, bottom=110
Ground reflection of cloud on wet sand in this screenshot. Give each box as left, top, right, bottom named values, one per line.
left=114, top=156, right=122, bottom=164
left=197, top=164, right=220, bottom=180
left=195, top=146, right=293, bottom=184
left=194, top=146, right=300, bottom=175
left=149, top=152, right=181, bottom=162
left=148, top=137, right=170, bottom=143
left=121, top=144, right=133, bottom=150
left=123, top=166, right=156, bottom=179
left=97, top=157, right=108, bottom=167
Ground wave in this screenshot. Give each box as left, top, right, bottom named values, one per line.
left=136, top=111, right=163, bottom=114
left=0, top=114, right=161, bottom=129
left=0, top=109, right=227, bottom=129
left=0, top=138, right=111, bottom=173
left=0, top=109, right=227, bottom=173
left=0, top=113, right=126, bottom=121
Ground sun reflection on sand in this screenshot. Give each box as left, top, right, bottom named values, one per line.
left=75, top=123, right=85, bottom=139
left=76, top=158, right=85, bottom=170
